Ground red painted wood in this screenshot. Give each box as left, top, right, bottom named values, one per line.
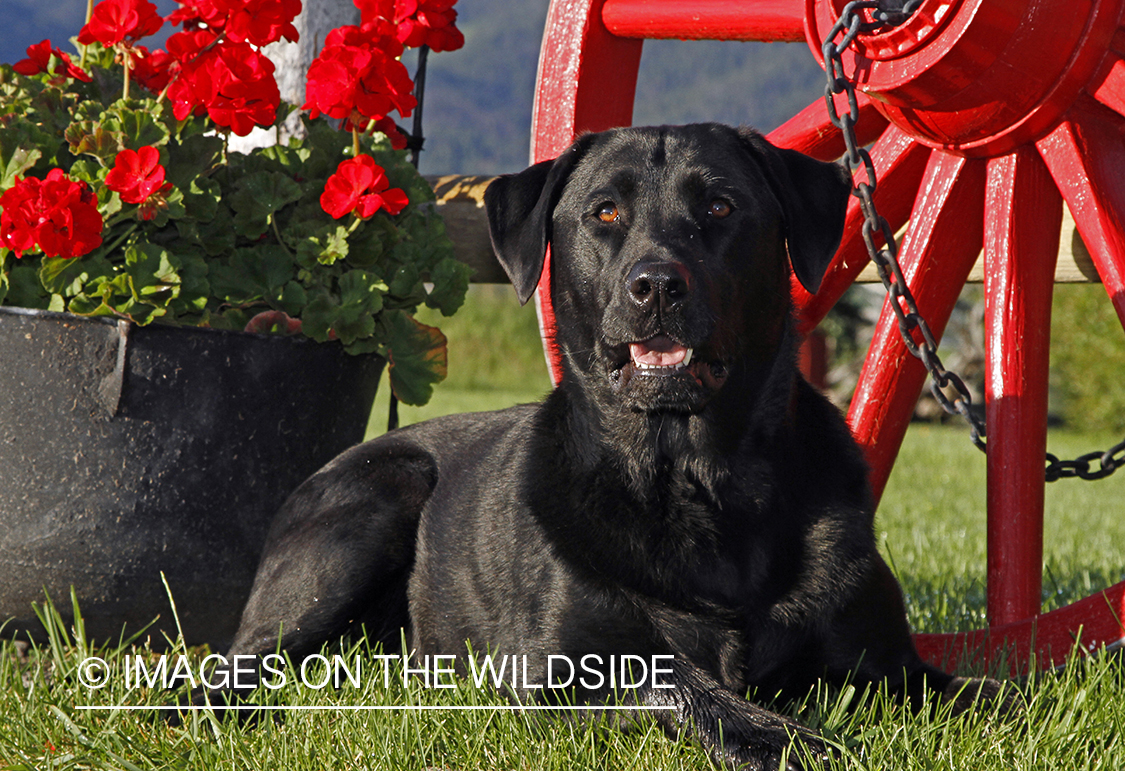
left=847, top=151, right=986, bottom=502
left=532, top=0, right=643, bottom=163
left=1037, top=100, right=1125, bottom=330
left=767, top=92, right=888, bottom=161
left=982, top=149, right=1062, bottom=627
left=1090, top=53, right=1125, bottom=118
left=791, top=126, right=929, bottom=335
left=602, top=0, right=806, bottom=42
left=913, top=579, right=1125, bottom=674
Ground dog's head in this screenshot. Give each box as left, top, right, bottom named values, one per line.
left=485, top=124, right=851, bottom=415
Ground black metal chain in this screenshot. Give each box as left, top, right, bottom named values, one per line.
left=822, top=0, right=1123, bottom=482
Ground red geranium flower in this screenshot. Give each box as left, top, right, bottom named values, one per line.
left=396, top=0, right=464, bottom=52
left=168, top=0, right=301, bottom=47
left=355, top=0, right=464, bottom=52
left=13, top=40, right=92, bottom=82
left=321, top=155, right=408, bottom=220
left=165, top=31, right=280, bottom=136
left=78, top=0, right=164, bottom=49
left=303, top=20, right=416, bottom=127
left=225, top=0, right=302, bottom=47
left=105, top=146, right=168, bottom=205
left=166, top=0, right=227, bottom=30
left=0, top=171, right=104, bottom=259
left=130, top=46, right=175, bottom=93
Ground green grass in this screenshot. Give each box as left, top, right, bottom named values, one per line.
left=879, top=424, right=1125, bottom=636
left=4, top=286, right=1125, bottom=770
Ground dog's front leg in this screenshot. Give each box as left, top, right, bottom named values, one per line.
left=175, top=441, right=436, bottom=717
left=629, top=658, right=826, bottom=771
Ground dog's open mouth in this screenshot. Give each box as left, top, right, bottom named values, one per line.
left=610, top=334, right=728, bottom=405
left=629, top=335, right=693, bottom=374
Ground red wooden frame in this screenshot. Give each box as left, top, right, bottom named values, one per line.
left=531, top=0, right=1125, bottom=673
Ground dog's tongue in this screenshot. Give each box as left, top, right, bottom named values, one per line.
left=630, top=335, right=689, bottom=367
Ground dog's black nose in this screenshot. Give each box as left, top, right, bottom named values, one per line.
left=626, top=261, right=691, bottom=311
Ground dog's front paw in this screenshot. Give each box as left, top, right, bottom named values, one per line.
left=942, top=676, right=1025, bottom=718
left=705, top=721, right=828, bottom=771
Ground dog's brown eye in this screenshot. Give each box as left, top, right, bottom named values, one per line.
left=596, top=203, right=620, bottom=223
left=709, top=199, right=732, bottom=219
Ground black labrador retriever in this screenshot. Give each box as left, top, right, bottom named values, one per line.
left=214, top=123, right=1007, bottom=768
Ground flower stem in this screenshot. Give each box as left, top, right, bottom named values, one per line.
left=99, top=223, right=139, bottom=258
left=352, top=127, right=361, bottom=158
left=121, top=47, right=131, bottom=101
left=271, top=216, right=294, bottom=258
left=80, top=0, right=94, bottom=68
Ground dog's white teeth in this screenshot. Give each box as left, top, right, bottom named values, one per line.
left=634, top=349, right=693, bottom=372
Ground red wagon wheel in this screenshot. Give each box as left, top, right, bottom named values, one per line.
left=531, top=0, right=1125, bottom=672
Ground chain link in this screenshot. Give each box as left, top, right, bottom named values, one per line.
left=821, top=0, right=1121, bottom=480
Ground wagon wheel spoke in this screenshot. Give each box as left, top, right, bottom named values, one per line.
left=1037, top=102, right=1125, bottom=327
left=1089, top=50, right=1125, bottom=118
left=982, top=148, right=1062, bottom=626
left=847, top=151, right=986, bottom=501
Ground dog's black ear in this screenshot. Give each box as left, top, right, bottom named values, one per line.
left=739, top=128, right=853, bottom=294
left=484, top=138, right=593, bottom=305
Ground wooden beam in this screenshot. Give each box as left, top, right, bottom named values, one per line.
left=429, top=175, right=1101, bottom=284
left=427, top=175, right=509, bottom=283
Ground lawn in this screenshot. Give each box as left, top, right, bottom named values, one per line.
left=3, top=286, right=1123, bottom=769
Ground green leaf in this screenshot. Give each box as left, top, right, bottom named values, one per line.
left=112, top=102, right=169, bottom=149
left=320, top=225, right=350, bottom=266
left=65, top=122, right=124, bottom=162
left=299, top=290, right=337, bottom=342
left=70, top=273, right=130, bottom=319
left=332, top=270, right=386, bottom=344
left=165, top=133, right=223, bottom=189
left=381, top=310, right=448, bottom=406
left=196, top=206, right=237, bottom=256
left=6, top=261, right=49, bottom=308
left=124, top=242, right=181, bottom=305
left=388, top=261, right=422, bottom=299
left=39, top=254, right=112, bottom=297
left=277, top=281, right=307, bottom=316
left=209, top=245, right=294, bottom=304
left=0, top=142, right=41, bottom=190
left=67, top=292, right=114, bottom=317
left=294, top=224, right=352, bottom=269
left=229, top=171, right=304, bottom=239
left=182, top=177, right=220, bottom=222
left=346, top=216, right=397, bottom=268
left=426, top=257, right=472, bottom=316
left=170, top=251, right=210, bottom=314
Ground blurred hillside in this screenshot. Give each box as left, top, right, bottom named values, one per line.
left=2, top=0, right=826, bottom=175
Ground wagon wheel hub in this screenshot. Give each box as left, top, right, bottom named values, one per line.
left=807, top=0, right=1125, bottom=156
